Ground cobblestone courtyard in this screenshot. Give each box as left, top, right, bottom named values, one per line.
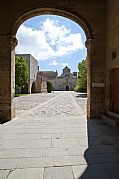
left=0, top=92, right=119, bottom=178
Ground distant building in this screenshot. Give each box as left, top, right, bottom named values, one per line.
left=36, top=71, right=58, bottom=92
left=37, top=66, right=78, bottom=91
left=16, top=54, right=38, bottom=93
left=49, top=66, right=78, bottom=91
left=15, top=54, right=77, bottom=93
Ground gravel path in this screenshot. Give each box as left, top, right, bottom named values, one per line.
left=14, top=91, right=87, bottom=117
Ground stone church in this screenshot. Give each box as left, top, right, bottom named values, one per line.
left=49, top=66, right=78, bottom=91
left=34, top=66, right=78, bottom=92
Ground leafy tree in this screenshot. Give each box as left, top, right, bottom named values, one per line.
left=15, top=56, right=28, bottom=88
left=74, top=59, right=87, bottom=92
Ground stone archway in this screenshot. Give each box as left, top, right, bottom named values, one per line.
left=0, top=1, right=106, bottom=122
left=66, top=85, right=70, bottom=91
left=12, top=8, right=93, bottom=119
left=31, top=82, right=36, bottom=93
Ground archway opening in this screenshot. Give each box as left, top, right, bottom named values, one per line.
left=66, top=85, right=70, bottom=91
left=31, top=82, right=36, bottom=93
left=14, top=13, right=89, bottom=117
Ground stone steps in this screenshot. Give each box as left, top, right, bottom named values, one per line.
left=101, top=111, right=119, bottom=127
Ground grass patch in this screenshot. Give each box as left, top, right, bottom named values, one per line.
left=15, top=94, right=29, bottom=97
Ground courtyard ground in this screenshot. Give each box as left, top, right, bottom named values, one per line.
left=0, top=91, right=119, bottom=179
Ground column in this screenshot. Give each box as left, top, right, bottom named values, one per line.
left=85, top=38, right=106, bottom=118
left=85, top=39, right=94, bottom=119
left=0, top=35, right=17, bottom=123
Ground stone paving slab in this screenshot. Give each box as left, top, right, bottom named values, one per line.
left=72, top=165, right=109, bottom=179
left=0, top=159, right=19, bottom=169
left=7, top=168, right=44, bottom=179
left=17, top=157, right=54, bottom=168
left=102, top=163, right=119, bottom=179
left=53, top=156, right=86, bottom=166
left=0, top=139, right=51, bottom=150
left=0, top=170, right=10, bottom=179
left=52, top=138, right=81, bottom=148
left=45, top=147, right=68, bottom=157
left=44, top=166, right=74, bottom=179
left=10, top=148, right=45, bottom=158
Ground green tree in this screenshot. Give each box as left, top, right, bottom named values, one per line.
left=74, top=59, right=87, bottom=92
left=15, top=56, right=28, bottom=88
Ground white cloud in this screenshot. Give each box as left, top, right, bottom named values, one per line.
left=16, top=24, right=54, bottom=60
left=49, top=60, right=58, bottom=66
left=16, top=18, right=83, bottom=61
left=61, top=62, right=69, bottom=68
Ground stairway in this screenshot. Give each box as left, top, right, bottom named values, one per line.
left=101, top=111, right=119, bottom=127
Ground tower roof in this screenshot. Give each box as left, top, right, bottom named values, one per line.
left=63, top=66, right=70, bottom=70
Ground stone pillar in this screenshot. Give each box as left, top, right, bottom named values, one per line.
left=86, top=39, right=106, bottom=118
left=85, top=39, right=93, bottom=119
left=0, top=35, right=17, bottom=123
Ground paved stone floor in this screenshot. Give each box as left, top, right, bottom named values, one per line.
left=0, top=91, right=119, bottom=178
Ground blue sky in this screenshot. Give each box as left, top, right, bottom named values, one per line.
left=16, top=15, right=87, bottom=75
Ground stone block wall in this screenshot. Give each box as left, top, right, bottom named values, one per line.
left=29, top=55, right=38, bottom=93
left=49, top=78, right=77, bottom=91
left=106, top=0, right=119, bottom=113
left=16, top=54, right=38, bottom=94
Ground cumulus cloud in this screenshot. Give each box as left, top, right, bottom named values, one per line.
left=49, top=59, right=58, bottom=66
left=61, top=62, right=69, bottom=68
left=16, top=18, right=83, bottom=61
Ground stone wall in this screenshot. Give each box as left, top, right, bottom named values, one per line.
left=16, top=54, right=38, bottom=94
left=49, top=78, right=77, bottom=91
left=106, top=0, right=119, bottom=113
left=29, top=55, right=38, bottom=93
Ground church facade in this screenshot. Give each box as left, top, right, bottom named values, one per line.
left=49, top=66, right=78, bottom=91
left=37, top=66, right=78, bottom=92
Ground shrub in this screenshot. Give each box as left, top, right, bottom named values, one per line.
left=74, top=59, right=87, bottom=92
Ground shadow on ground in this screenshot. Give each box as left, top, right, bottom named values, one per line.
left=78, top=118, right=119, bottom=179
left=0, top=115, right=10, bottom=125
left=76, top=93, right=87, bottom=98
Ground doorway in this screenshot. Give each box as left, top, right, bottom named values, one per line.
left=66, top=85, right=69, bottom=91
left=110, top=68, right=119, bottom=113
